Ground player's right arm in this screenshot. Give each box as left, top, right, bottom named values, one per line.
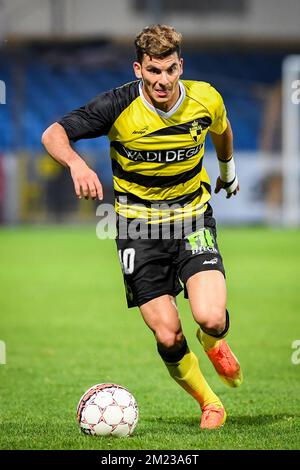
left=42, top=84, right=136, bottom=199
left=42, top=122, right=103, bottom=200
left=208, top=85, right=239, bottom=199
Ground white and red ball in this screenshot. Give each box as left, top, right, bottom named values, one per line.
left=77, top=383, right=138, bottom=437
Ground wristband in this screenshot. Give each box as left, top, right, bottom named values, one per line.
left=218, top=156, right=238, bottom=194
left=223, top=175, right=239, bottom=194
left=218, top=155, right=235, bottom=181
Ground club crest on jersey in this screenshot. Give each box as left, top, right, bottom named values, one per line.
left=189, top=121, right=202, bottom=143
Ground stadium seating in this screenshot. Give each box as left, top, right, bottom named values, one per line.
left=0, top=44, right=285, bottom=159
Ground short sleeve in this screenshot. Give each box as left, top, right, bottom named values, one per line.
left=208, top=86, right=227, bottom=135
left=58, top=91, right=116, bottom=142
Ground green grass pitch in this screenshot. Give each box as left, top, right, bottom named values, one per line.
left=0, top=226, right=299, bottom=450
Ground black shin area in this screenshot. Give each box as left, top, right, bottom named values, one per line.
left=202, top=309, right=230, bottom=339
left=157, top=336, right=188, bottom=363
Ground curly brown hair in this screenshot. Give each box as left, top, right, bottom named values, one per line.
left=135, top=24, right=182, bottom=63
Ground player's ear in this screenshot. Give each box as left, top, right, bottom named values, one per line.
left=133, top=61, right=142, bottom=79
left=179, top=58, right=184, bottom=76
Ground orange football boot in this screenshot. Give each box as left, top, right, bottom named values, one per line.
left=200, top=404, right=227, bottom=429
left=197, top=329, right=243, bottom=388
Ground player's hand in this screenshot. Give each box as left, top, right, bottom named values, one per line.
left=69, top=159, right=103, bottom=200
left=214, top=176, right=240, bottom=199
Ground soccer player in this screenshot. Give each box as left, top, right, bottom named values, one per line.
left=42, top=24, right=243, bottom=430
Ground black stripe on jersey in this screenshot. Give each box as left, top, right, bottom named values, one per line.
left=146, top=116, right=212, bottom=137
left=115, top=186, right=207, bottom=208
left=111, top=141, right=202, bottom=163
left=58, top=81, right=140, bottom=142
left=112, top=159, right=203, bottom=188
left=201, top=181, right=211, bottom=193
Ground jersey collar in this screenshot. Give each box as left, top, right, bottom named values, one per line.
left=139, top=81, right=185, bottom=119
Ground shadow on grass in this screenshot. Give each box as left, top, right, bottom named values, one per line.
left=2, top=413, right=299, bottom=449
left=139, top=412, right=300, bottom=435
left=228, top=413, right=300, bottom=426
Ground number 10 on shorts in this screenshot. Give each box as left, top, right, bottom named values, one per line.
left=118, top=248, right=136, bottom=274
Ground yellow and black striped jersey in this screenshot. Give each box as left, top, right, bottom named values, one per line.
left=59, top=80, right=227, bottom=223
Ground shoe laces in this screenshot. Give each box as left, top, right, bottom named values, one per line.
left=211, top=341, right=237, bottom=368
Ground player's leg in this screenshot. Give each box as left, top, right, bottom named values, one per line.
left=139, top=294, right=226, bottom=429
left=116, top=227, right=225, bottom=428
left=186, top=270, right=243, bottom=388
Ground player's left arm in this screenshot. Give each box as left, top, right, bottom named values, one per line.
left=210, top=119, right=239, bottom=199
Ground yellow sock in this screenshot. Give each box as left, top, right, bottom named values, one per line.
left=197, top=329, right=222, bottom=352
left=163, top=348, right=222, bottom=409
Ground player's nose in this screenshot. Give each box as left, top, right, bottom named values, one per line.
left=158, top=72, right=169, bottom=86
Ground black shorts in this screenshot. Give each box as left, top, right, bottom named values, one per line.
left=115, top=204, right=225, bottom=308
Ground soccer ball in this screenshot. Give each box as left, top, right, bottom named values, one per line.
left=77, top=383, right=138, bottom=437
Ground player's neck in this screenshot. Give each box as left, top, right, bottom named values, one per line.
left=143, top=84, right=181, bottom=113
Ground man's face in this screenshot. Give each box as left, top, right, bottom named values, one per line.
left=133, top=52, right=183, bottom=111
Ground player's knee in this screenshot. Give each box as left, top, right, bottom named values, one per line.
left=197, top=306, right=226, bottom=335
left=156, top=331, right=187, bottom=363
left=156, top=330, right=183, bottom=350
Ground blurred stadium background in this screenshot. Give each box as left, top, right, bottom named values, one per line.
left=1, top=0, right=300, bottom=451
left=0, top=0, right=300, bottom=226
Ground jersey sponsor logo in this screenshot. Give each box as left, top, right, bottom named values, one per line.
left=132, top=126, right=149, bottom=135
left=189, top=120, right=203, bottom=143
left=114, top=142, right=202, bottom=163
left=185, top=228, right=218, bottom=255
left=203, top=257, right=218, bottom=265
